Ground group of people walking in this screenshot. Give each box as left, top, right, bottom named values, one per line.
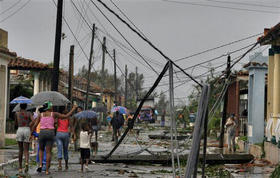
left=14, top=101, right=101, bottom=175
left=14, top=101, right=128, bottom=175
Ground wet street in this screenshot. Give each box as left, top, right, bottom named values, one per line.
left=0, top=122, right=185, bottom=177
left=0, top=122, right=276, bottom=177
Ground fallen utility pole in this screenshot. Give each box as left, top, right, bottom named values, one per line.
left=219, top=55, right=231, bottom=148
left=85, top=24, right=95, bottom=110
left=68, top=45, right=74, bottom=103
left=93, top=153, right=254, bottom=165
left=185, top=85, right=210, bottom=178
left=125, top=65, right=128, bottom=107
left=51, top=0, right=63, bottom=91
left=113, top=49, right=117, bottom=105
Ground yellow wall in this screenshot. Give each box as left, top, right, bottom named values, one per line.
left=268, top=48, right=275, bottom=134
left=0, top=29, right=8, bottom=48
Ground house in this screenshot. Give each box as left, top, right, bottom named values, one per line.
left=225, top=52, right=268, bottom=138
left=0, top=35, right=16, bottom=147
left=59, top=71, right=115, bottom=111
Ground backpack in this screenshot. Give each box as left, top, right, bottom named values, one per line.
left=116, top=114, right=125, bottom=129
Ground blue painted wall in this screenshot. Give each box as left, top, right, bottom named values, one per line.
left=247, top=66, right=267, bottom=144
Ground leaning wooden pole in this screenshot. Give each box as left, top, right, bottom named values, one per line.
left=219, top=55, right=231, bottom=148
left=185, top=85, right=210, bottom=178
left=113, top=49, right=117, bottom=105
left=68, top=45, right=74, bottom=103
left=85, top=24, right=95, bottom=109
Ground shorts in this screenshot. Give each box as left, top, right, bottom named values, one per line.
left=32, top=131, right=39, bottom=138
left=39, top=130, right=55, bottom=148
left=80, top=148, right=90, bottom=161
left=16, top=127, right=31, bottom=143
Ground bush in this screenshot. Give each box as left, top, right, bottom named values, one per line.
left=208, top=117, right=221, bottom=136
left=239, top=136, right=248, bottom=142
left=5, top=138, right=17, bottom=146
left=271, top=164, right=280, bottom=178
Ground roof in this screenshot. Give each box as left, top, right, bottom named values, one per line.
left=60, top=70, right=115, bottom=94
left=8, top=57, right=50, bottom=70
left=103, top=88, right=115, bottom=94
left=258, top=23, right=280, bottom=45
left=237, top=70, right=249, bottom=76
left=0, top=47, right=17, bottom=57
left=243, top=62, right=268, bottom=68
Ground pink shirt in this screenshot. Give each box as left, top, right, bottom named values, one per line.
left=57, top=119, right=69, bottom=132
left=40, top=112, right=55, bottom=129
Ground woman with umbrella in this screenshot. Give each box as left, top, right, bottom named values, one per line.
left=32, top=101, right=77, bottom=175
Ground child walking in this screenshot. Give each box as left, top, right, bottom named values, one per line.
left=80, top=122, right=92, bottom=172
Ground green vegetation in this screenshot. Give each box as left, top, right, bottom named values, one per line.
left=5, top=138, right=17, bottom=146
left=202, top=165, right=230, bottom=177
left=271, top=164, right=280, bottom=178
left=239, top=136, right=248, bottom=142
left=208, top=116, right=221, bottom=137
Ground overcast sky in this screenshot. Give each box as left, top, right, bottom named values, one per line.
left=1, top=0, right=280, bottom=105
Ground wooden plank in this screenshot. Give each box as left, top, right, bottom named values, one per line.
left=91, top=154, right=254, bottom=165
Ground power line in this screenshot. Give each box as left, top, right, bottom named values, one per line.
left=176, top=42, right=256, bottom=73
left=109, top=0, right=148, bottom=39
left=175, top=33, right=262, bottom=62
left=162, top=0, right=280, bottom=14
left=84, top=3, right=164, bottom=68
left=84, top=5, right=163, bottom=70
left=0, top=0, right=22, bottom=15
left=84, top=3, right=162, bottom=68
left=72, top=0, right=91, bottom=45
left=205, top=0, right=280, bottom=9
left=158, top=41, right=257, bottom=79
left=213, top=44, right=265, bottom=85
left=52, top=0, right=96, bottom=71
left=0, top=0, right=31, bottom=23
left=93, top=0, right=202, bottom=87
left=71, top=0, right=160, bottom=75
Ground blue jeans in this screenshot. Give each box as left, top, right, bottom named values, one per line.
left=36, top=142, right=46, bottom=164
left=56, top=132, right=70, bottom=160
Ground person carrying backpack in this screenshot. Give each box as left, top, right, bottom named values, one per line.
left=111, top=111, right=124, bottom=144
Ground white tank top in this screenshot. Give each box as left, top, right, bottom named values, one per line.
left=80, top=131, right=91, bottom=149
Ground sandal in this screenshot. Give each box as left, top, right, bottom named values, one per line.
left=58, top=166, right=62, bottom=171
left=24, top=163, right=29, bottom=173
left=18, top=168, right=23, bottom=174
left=36, top=166, right=42, bottom=173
